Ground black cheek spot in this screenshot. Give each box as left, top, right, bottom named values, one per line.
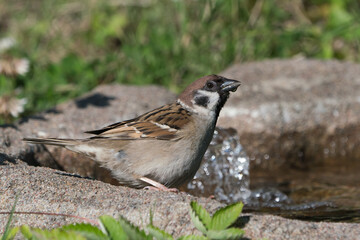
left=194, top=96, right=209, bottom=107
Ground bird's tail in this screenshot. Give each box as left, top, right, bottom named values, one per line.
left=23, top=137, right=79, bottom=147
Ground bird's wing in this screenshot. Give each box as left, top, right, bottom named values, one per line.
left=85, top=103, right=192, bottom=141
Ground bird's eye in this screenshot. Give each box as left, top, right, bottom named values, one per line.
left=206, top=82, right=215, bottom=89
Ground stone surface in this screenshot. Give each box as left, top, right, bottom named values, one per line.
left=1, top=164, right=360, bottom=240
left=219, top=59, right=360, bottom=170
left=0, top=84, right=176, bottom=183
left=0, top=164, right=219, bottom=237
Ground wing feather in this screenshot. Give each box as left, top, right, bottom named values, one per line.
left=86, top=103, right=192, bottom=141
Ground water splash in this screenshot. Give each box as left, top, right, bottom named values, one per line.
left=246, top=187, right=292, bottom=207
left=185, top=127, right=251, bottom=203
left=185, top=127, right=292, bottom=206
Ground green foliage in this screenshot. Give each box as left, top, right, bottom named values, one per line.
left=61, top=223, right=108, bottom=240
left=19, top=226, right=32, bottom=239
left=147, top=225, right=174, bottom=240
left=177, top=236, right=208, bottom=240
left=0, top=227, right=19, bottom=240
left=112, top=215, right=152, bottom=240
left=1, top=201, right=245, bottom=240
left=206, top=228, right=245, bottom=240
left=189, top=201, right=211, bottom=235
left=21, top=225, right=86, bottom=240
left=209, top=202, right=243, bottom=231
left=189, top=201, right=244, bottom=240
left=2, top=0, right=359, bottom=122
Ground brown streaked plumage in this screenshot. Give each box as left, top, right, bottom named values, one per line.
left=86, top=102, right=191, bottom=141
left=24, top=74, right=240, bottom=191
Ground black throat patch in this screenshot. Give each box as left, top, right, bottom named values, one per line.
left=194, top=95, right=209, bottom=107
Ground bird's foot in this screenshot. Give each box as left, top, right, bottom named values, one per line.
left=140, top=177, right=179, bottom=193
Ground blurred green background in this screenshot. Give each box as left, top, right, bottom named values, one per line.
left=0, top=0, right=360, bottom=122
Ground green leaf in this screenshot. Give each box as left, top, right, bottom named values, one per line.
left=99, top=215, right=127, bottom=240
left=20, top=226, right=33, bottom=239
left=209, top=202, right=243, bottom=231
left=0, top=227, right=19, bottom=240
left=177, top=235, right=208, bottom=240
left=147, top=225, right=173, bottom=240
left=117, top=215, right=152, bottom=240
left=189, top=201, right=211, bottom=234
left=61, top=223, right=108, bottom=240
left=29, top=228, right=86, bottom=240
left=207, top=228, right=245, bottom=240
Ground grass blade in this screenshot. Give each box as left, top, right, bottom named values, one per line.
left=1, top=196, right=18, bottom=240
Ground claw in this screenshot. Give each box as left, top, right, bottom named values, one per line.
left=140, top=177, right=179, bottom=193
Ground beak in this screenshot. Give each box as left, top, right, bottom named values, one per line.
left=220, top=78, right=241, bottom=92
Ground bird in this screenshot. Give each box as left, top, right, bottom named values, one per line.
left=24, top=75, right=240, bottom=192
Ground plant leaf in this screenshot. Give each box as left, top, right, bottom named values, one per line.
left=189, top=201, right=211, bottom=234
left=207, top=228, right=245, bottom=240
left=147, top=225, right=173, bottom=240
left=61, top=223, right=108, bottom=240
left=20, top=226, right=33, bottom=239
left=209, top=202, right=243, bottom=230
left=99, top=215, right=127, bottom=239
left=117, top=215, right=152, bottom=240
left=30, top=228, right=86, bottom=240
left=177, top=235, right=208, bottom=240
left=0, top=227, right=19, bottom=240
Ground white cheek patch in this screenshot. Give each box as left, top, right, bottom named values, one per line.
left=192, top=90, right=219, bottom=110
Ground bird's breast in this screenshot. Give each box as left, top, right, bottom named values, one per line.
left=122, top=115, right=217, bottom=187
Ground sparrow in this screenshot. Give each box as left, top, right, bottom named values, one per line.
left=24, top=75, right=240, bottom=192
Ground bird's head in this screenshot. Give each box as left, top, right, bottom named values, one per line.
left=178, top=74, right=241, bottom=116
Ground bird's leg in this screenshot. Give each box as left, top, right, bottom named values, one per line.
left=140, top=177, right=179, bottom=193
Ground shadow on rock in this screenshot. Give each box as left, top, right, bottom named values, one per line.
left=19, top=115, right=48, bottom=124
left=0, top=124, right=18, bottom=130
left=44, top=108, right=63, bottom=114
left=233, top=215, right=251, bottom=229
left=54, top=171, right=94, bottom=180
left=0, top=153, right=16, bottom=165
left=75, top=93, right=116, bottom=109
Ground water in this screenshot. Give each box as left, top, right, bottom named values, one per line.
left=184, top=127, right=360, bottom=223
left=185, top=127, right=251, bottom=203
